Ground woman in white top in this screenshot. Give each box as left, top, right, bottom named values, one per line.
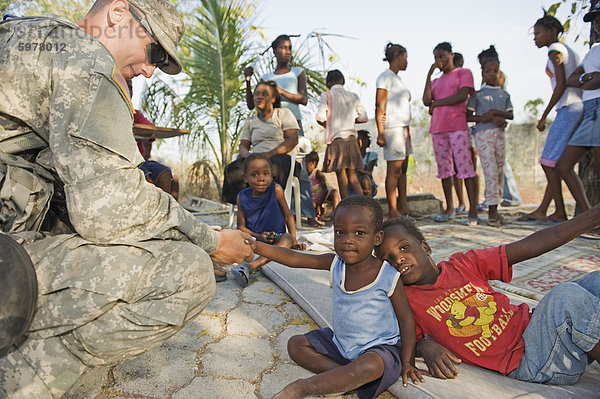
left=244, top=35, right=308, bottom=124
left=375, top=43, right=412, bottom=218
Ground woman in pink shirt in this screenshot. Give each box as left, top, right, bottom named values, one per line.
left=423, top=42, right=478, bottom=225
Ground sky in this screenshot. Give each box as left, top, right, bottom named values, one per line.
left=132, top=0, right=594, bottom=159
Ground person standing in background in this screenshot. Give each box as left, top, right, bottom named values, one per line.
left=376, top=43, right=413, bottom=218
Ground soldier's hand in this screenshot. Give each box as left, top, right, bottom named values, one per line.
left=211, top=229, right=254, bottom=264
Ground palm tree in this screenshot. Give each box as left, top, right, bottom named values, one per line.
left=141, top=0, right=257, bottom=176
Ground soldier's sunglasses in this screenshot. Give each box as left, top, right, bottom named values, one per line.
left=129, top=5, right=169, bottom=68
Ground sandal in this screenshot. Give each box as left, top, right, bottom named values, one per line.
left=432, top=213, right=455, bottom=222
left=580, top=231, right=600, bottom=240
left=462, top=217, right=479, bottom=226
left=231, top=263, right=251, bottom=287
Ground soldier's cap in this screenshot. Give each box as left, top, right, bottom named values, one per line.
left=128, top=0, right=184, bottom=75
left=584, top=1, right=600, bottom=22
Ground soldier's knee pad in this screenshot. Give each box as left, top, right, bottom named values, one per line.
left=0, top=234, right=37, bottom=356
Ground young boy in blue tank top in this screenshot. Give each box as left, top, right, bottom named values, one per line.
left=245, top=195, right=427, bottom=399
left=232, top=153, right=301, bottom=287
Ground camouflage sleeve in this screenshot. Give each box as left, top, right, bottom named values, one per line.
left=45, top=29, right=219, bottom=252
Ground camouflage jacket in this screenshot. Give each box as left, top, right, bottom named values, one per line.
left=0, top=16, right=219, bottom=252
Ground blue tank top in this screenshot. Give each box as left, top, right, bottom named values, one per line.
left=330, top=255, right=401, bottom=360
left=238, top=182, right=286, bottom=233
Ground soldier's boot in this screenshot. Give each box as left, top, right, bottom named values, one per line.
left=0, top=233, right=37, bottom=356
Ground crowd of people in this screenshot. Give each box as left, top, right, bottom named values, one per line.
left=1, top=0, right=600, bottom=398
left=227, top=13, right=599, bottom=237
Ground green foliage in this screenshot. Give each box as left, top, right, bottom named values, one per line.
left=547, top=0, right=591, bottom=35
left=183, top=0, right=255, bottom=171
left=523, top=98, right=544, bottom=122
left=410, top=99, right=431, bottom=128
left=141, top=0, right=255, bottom=175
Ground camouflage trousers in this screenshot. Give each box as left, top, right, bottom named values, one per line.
left=0, top=234, right=216, bottom=398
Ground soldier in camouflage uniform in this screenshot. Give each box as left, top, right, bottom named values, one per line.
left=0, top=0, right=254, bottom=397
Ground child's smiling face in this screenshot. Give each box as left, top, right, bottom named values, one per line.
left=243, top=158, right=273, bottom=196
left=333, top=205, right=383, bottom=266
left=376, top=225, right=439, bottom=286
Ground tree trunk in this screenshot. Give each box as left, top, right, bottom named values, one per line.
left=580, top=0, right=600, bottom=207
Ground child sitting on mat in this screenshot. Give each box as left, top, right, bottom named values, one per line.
left=231, top=153, right=301, bottom=287
left=245, top=195, right=427, bottom=398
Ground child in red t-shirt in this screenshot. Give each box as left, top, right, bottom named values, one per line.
left=375, top=206, right=600, bottom=384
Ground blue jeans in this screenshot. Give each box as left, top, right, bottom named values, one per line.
left=509, top=271, right=600, bottom=384
left=502, top=161, right=521, bottom=205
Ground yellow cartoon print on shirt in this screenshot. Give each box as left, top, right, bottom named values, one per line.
left=446, top=293, right=497, bottom=338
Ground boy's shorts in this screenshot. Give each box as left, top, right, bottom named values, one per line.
left=383, top=126, right=412, bottom=161
left=430, top=130, right=476, bottom=179
left=540, top=102, right=583, bottom=167
left=306, top=327, right=403, bottom=399
left=139, top=160, right=171, bottom=183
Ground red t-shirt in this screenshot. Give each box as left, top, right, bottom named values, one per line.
left=430, top=67, right=474, bottom=134
left=405, top=246, right=531, bottom=375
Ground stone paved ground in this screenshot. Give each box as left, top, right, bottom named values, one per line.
left=67, top=202, right=584, bottom=399
left=67, top=265, right=399, bottom=399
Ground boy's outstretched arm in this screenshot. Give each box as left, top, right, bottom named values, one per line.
left=506, top=204, right=600, bottom=265
left=247, top=239, right=335, bottom=270
left=390, top=280, right=429, bottom=386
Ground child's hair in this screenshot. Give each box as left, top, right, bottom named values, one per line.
left=381, top=217, right=427, bottom=245
left=481, top=57, right=500, bottom=70
left=453, top=52, right=464, bottom=67
left=433, top=42, right=452, bottom=53
left=272, top=34, right=291, bottom=50
left=477, top=45, right=499, bottom=64
left=357, top=129, right=372, bottom=148
left=383, top=42, right=407, bottom=62
left=334, top=195, right=383, bottom=232
left=255, top=80, right=282, bottom=108
left=243, top=153, right=272, bottom=173
left=534, top=13, right=564, bottom=35
left=326, top=69, right=345, bottom=86
left=305, top=150, right=319, bottom=164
